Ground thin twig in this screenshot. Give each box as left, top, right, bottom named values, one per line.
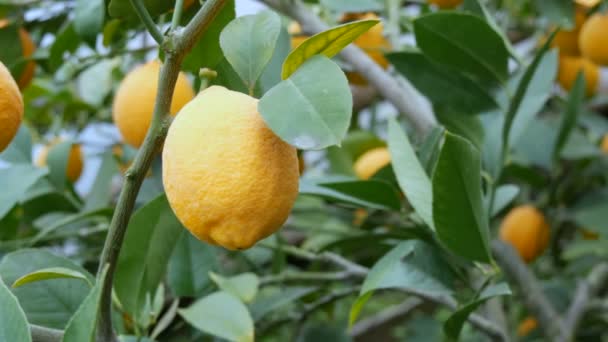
left=491, top=240, right=565, bottom=340
left=171, top=0, right=185, bottom=31
left=258, top=0, right=437, bottom=135
left=129, top=0, right=164, bottom=44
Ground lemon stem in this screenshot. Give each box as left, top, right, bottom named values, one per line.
left=129, top=0, right=165, bottom=45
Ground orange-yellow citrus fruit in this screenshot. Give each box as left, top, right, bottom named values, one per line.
left=428, top=0, right=463, bottom=9
left=183, top=0, right=195, bottom=8
left=0, top=20, right=36, bottom=89
left=499, top=205, right=550, bottom=263
left=551, top=9, right=586, bottom=56
left=354, top=147, right=391, bottom=180
left=579, top=12, right=608, bottom=65
left=112, top=61, right=195, bottom=148
left=600, top=134, right=608, bottom=153
left=575, top=0, right=600, bottom=8
left=557, top=56, right=599, bottom=96
left=37, top=140, right=84, bottom=182
left=0, top=61, right=23, bottom=153
left=341, top=13, right=391, bottom=85
left=517, top=317, right=538, bottom=337
left=162, top=86, right=299, bottom=250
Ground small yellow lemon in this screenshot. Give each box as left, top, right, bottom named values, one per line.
left=353, top=147, right=391, bottom=180
left=112, top=61, right=195, bottom=148
left=162, top=86, right=299, bottom=250
left=37, top=140, right=84, bottom=182
left=557, top=56, right=599, bottom=96
left=428, top=0, right=463, bottom=9
left=517, top=317, right=538, bottom=337
left=499, top=205, right=550, bottom=263
left=0, top=61, right=23, bottom=153
left=0, top=20, right=36, bottom=89
left=579, top=12, right=608, bottom=65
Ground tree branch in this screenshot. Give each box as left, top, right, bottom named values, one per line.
left=129, top=0, right=164, bottom=44
left=30, top=324, right=63, bottom=342
left=491, top=240, right=565, bottom=340
left=559, top=263, right=608, bottom=342
left=95, top=1, right=228, bottom=341
left=257, top=0, right=437, bottom=135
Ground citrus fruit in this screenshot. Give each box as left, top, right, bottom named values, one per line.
left=551, top=9, right=586, bottom=56
left=557, top=56, right=599, bottom=96
left=517, top=317, right=538, bottom=337
left=0, top=61, right=24, bottom=153
left=353, top=146, right=391, bottom=180
left=499, top=205, right=550, bottom=262
left=37, top=140, right=84, bottom=182
left=579, top=12, right=608, bottom=65
left=428, top=0, right=463, bottom=9
left=341, top=13, right=391, bottom=85
left=162, top=86, right=299, bottom=250
left=112, top=61, right=195, bottom=148
left=0, top=20, right=36, bottom=89
left=600, top=134, right=608, bottom=153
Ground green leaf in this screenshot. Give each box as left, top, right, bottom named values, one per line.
left=281, top=19, right=379, bottom=79
left=387, top=119, right=434, bottom=229
left=12, top=267, right=92, bottom=288
left=0, top=22, right=24, bottom=77
left=45, top=140, right=74, bottom=192
left=502, top=32, right=557, bottom=150
left=554, top=71, right=585, bottom=160
left=319, top=0, right=383, bottom=12
left=418, top=126, right=444, bottom=175
left=49, top=23, right=80, bottom=71
left=299, top=178, right=400, bottom=210
left=388, top=52, right=498, bottom=114
left=0, top=164, right=47, bottom=219
left=432, top=132, right=492, bottom=263
left=491, top=184, right=519, bottom=216
left=259, top=55, right=352, bottom=150
left=414, top=12, right=509, bottom=83
left=259, top=26, right=290, bottom=94
left=0, top=125, right=32, bottom=164
left=209, top=272, right=259, bottom=303
left=114, top=195, right=183, bottom=318
left=78, top=59, right=119, bottom=106
left=0, top=249, right=93, bottom=329
left=108, top=0, right=172, bottom=21
left=533, top=0, right=575, bottom=28
left=179, top=291, right=254, bottom=342
left=167, top=231, right=218, bottom=298
left=219, top=11, right=281, bottom=92
left=182, top=0, right=235, bottom=72
left=250, top=286, right=317, bottom=321
left=0, top=277, right=31, bottom=342
left=351, top=240, right=454, bottom=323
left=74, top=0, right=105, bottom=45
left=573, top=202, right=608, bottom=235
left=436, top=110, right=484, bottom=149
left=61, top=265, right=109, bottom=342
left=83, top=150, right=120, bottom=211
left=444, top=283, right=511, bottom=340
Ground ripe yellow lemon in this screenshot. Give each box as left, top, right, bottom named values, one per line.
left=428, top=0, right=463, bottom=9
left=353, top=147, right=391, bottom=180
left=600, top=134, right=608, bottom=153
left=37, top=140, right=84, bottom=182
left=112, top=61, right=195, bottom=148
left=0, top=20, right=36, bottom=89
left=341, top=13, right=391, bottom=85
left=551, top=9, right=586, bottom=56
left=517, top=317, right=538, bottom=337
left=162, top=86, right=299, bottom=250
left=0, top=61, right=23, bottom=153
left=579, top=12, right=608, bottom=65
left=557, top=56, right=599, bottom=96
left=499, top=205, right=550, bottom=263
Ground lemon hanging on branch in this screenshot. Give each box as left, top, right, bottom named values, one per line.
left=0, top=61, right=23, bottom=153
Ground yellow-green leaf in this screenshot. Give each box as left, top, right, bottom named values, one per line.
left=12, top=267, right=92, bottom=289
left=281, top=19, right=379, bottom=79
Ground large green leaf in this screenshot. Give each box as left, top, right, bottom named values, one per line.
left=209, top=272, right=259, bottom=303
left=83, top=150, right=119, bottom=211
left=0, top=277, right=31, bottom=342
left=0, top=249, right=92, bottom=329
left=182, top=0, right=235, bottom=72
left=387, top=119, right=434, bottom=229
left=259, top=55, right=352, bottom=150
left=388, top=52, right=498, bottom=114
left=45, top=140, right=74, bottom=192
left=0, top=164, right=47, bottom=219
left=49, top=23, right=80, bottom=71
left=414, top=12, right=509, bottom=83
left=12, top=267, right=91, bottom=288
left=114, top=195, right=183, bottom=317
left=179, top=291, right=254, bottom=342
left=0, top=125, right=32, bottom=164
left=219, top=11, right=281, bottom=92
left=108, top=0, right=172, bottom=21
left=259, top=26, right=290, bottom=94
left=444, top=283, right=511, bottom=340
left=436, top=110, right=484, bottom=149
left=74, top=0, right=104, bottom=45
left=0, top=22, right=23, bottom=76
left=573, top=202, right=608, bottom=235
left=299, top=178, right=400, bottom=210
left=250, top=286, right=317, bottom=321
left=432, top=132, right=492, bottom=263
left=553, top=71, right=585, bottom=161
left=281, top=19, right=379, bottom=79
left=61, top=266, right=108, bottom=342
left=167, top=231, right=218, bottom=297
